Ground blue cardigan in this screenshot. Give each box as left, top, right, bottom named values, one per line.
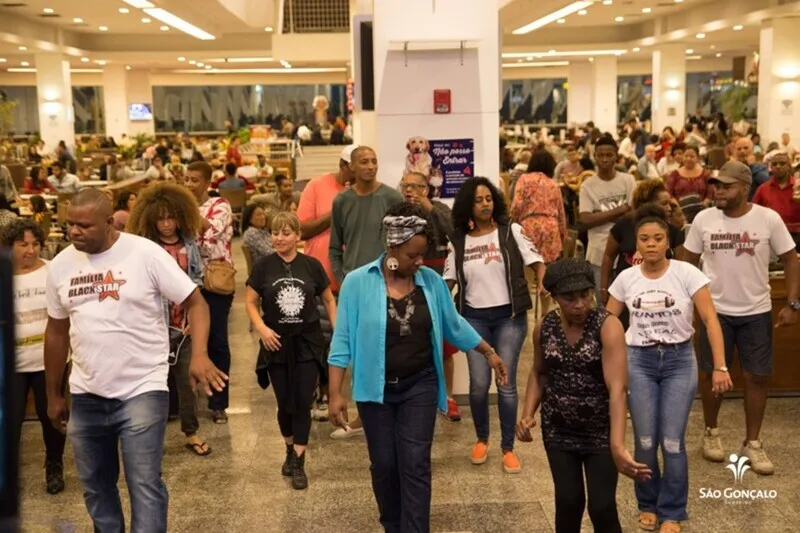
left=328, top=254, right=482, bottom=412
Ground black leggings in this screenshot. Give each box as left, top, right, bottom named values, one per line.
left=268, top=361, right=319, bottom=446
left=546, top=448, right=622, bottom=533
left=11, top=371, right=66, bottom=463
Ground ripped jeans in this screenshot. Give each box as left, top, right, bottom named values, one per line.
left=627, top=341, right=697, bottom=523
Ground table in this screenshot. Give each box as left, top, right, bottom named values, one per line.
left=80, top=180, right=106, bottom=187
left=19, top=194, right=57, bottom=202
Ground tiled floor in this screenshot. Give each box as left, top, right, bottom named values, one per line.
left=17, top=244, right=800, bottom=532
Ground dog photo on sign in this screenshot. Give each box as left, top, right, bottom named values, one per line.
left=404, top=136, right=432, bottom=178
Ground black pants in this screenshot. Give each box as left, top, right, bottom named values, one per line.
left=167, top=338, right=199, bottom=435
left=201, top=289, right=233, bottom=410
left=357, top=367, right=438, bottom=533
left=545, top=448, right=622, bottom=533
left=11, top=371, right=66, bottom=463
left=268, top=360, right=318, bottom=445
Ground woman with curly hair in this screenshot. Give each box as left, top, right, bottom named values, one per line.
left=444, top=177, right=545, bottom=473
left=126, top=182, right=211, bottom=456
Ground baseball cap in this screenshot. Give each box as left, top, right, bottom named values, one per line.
left=340, top=144, right=359, bottom=164
left=709, top=160, right=752, bottom=185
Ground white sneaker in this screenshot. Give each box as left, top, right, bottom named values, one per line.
left=329, top=425, right=365, bottom=440
left=702, top=427, right=725, bottom=462
left=311, top=400, right=329, bottom=422
left=740, top=440, right=774, bottom=475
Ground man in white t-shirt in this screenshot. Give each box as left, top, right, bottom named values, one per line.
left=44, top=189, right=227, bottom=532
left=682, top=160, right=800, bottom=476
left=579, top=136, right=637, bottom=303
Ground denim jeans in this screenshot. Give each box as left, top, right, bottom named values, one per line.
left=357, top=366, right=438, bottom=533
left=201, top=289, right=233, bottom=410
left=627, top=341, right=697, bottom=523
left=464, top=305, right=528, bottom=451
left=69, top=391, right=169, bottom=533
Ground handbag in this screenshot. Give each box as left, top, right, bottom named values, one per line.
left=168, top=326, right=188, bottom=366
left=203, top=259, right=236, bottom=295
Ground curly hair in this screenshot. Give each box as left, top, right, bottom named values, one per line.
left=451, top=177, right=508, bottom=234
left=634, top=203, right=670, bottom=237
left=126, top=182, right=202, bottom=241
left=631, top=178, right=667, bottom=209
left=382, top=201, right=435, bottom=248
left=1, top=218, right=45, bottom=247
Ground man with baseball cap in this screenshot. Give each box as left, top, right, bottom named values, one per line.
left=681, top=160, right=800, bottom=475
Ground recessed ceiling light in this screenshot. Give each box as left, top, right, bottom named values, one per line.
left=43, top=8, right=54, bottom=14
left=614, top=51, right=623, bottom=56
left=716, top=52, right=722, bottom=57
left=96, top=60, right=107, bottom=65
left=696, top=33, right=706, bottom=38
left=0, top=58, right=6, bottom=63
left=205, top=65, right=212, bottom=70
left=141, top=17, right=151, bottom=23
left=119, top=8, right=130, bottom=14
left=178, top=57, right=185, bottom=61
left=526, top=56, right=533, bottom=60
left=578, top=9, right=587, bottom=14
left=674, top=0, right=683, bottom=3
left=710, top=45, right=716, bottom=49
left=557, top=18, right=566, bottom=23
left=548, top=49, right=556, bottom=54
left=160, top=25, right=170, bottom=31
left=589, top=57, right=594, bottom=62
left=73, top=17, right=83, bottom=23
left=188, top=60, right=196, bottom=65
left=603, top=0, right=612, bottom=5
left=18, top=46, right=26, bottom=51
left=264, top=26, right=273, bottom=32
left=733, top=24, right=743, bottom=30
left=633, top=47, right=641, bottom=52
left=81, top=57, right=89, bottom=62
left=99, top=26, right=108, bottom=31
left=197, top=62, right=204, bottom=67
left=21, top=61, right=29, bottom=66
left=686, top=48, right=694, bottom=54
left=614, top=16, right=624, bottom=22
left=517, top=58, right=523, bottom=63
left=126, top=65, right=131, bottom=70
left=642, top=7, right=652, bottom=13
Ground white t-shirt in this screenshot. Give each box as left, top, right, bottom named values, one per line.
left=444, top=223, right=543, bottom=308
left=14, top=262, right=49, bottom=373
left=579, top=172, right=637, bottom=265
left=46, top=233, right=197, bottom=400
left=609, top=260, right=709, bottom=346
left=684, top=204, right=796, bottom=316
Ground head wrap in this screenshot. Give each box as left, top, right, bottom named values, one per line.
left=383, top=215, right=427, bottom=247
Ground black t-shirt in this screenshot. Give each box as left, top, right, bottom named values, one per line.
left=246, top=253, right=329, bottom=363
left=385, top=288, right=433, bottom=380
left=609, top=217, right=686, bottom=280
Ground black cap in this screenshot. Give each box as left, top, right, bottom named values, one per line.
left=542, top=258, right=596, bottom=296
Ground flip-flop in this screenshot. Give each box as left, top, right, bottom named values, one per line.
left=639, top=512, right=657, bottom=531
left=185, top=441, right=212, bottom=456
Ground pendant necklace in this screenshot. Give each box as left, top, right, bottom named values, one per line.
left=387, top=281, right=416, bottom=337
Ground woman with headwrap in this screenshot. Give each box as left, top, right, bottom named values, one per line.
left=245, top=211, right=338, bottom=490
left=328, top=202, right=507, bottom=533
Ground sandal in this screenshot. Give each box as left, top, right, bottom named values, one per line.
left=639, top=512, right=657, bottom=531
left=185, top=441, right=212, bottom=456
left=659, top=522, right=681, bottom=533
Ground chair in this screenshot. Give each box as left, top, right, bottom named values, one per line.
left=241, top=244, right=254, bottom=276
left=219, top=188, right=247, bottom=234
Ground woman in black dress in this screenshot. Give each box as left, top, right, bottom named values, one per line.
left=517, top=258, right=651, bottom=533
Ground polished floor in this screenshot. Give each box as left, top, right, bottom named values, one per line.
left=18, top=245, right=800, bottom=532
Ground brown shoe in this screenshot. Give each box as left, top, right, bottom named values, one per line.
left=212, top=409, right=228, bottom=424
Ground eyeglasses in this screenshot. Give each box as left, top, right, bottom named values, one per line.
left=399, top=182, right=427, bottom=191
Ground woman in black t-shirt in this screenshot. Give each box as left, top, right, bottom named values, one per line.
left=245, top=212, right=337, bottom=491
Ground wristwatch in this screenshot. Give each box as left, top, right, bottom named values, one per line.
left=788, top=300, right=800, bottom=312
left=713, top=366, right=729, bottom=373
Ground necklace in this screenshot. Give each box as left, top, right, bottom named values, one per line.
left=387, top=288, right=416, bottom=337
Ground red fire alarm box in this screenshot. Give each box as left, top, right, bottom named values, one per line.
left=434, top=89, right=451, bottom=114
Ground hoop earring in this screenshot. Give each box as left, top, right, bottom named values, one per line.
left=386, top=257, right=399, bottom=271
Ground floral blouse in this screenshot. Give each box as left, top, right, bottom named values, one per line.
left=665, top=169, right=714, bottom=201
left=243, top=227, right=274, bottom=264
left=198, top=197, right=234, bottom=267
left=510, top=172, right=567, bottom=263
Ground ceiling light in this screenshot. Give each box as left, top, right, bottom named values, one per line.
left=589, top=57, right=594, bottom=62
left=602, top=0, right=612, bottom=5
left=557, top=18, right=566, bottom=23
left=126, top=65, right=131, bottom=70
left=642, top=7, right=652, bottom=13
left=119, top=8, right=130, bottom=14
left=99, top=26, right=108, bottom=31
left=143, top=8, right=215, bottom=40
left=43, top=8, right=54, bottom=14
left=205, top=65, right=212, bottom=70
left=502, top=61, right=570, bottom=68
left=686, top=48, right=694, bottom=54
left=512, top=1, right=593, bottom=34
left=710, top=45, right=716, bottom=49
left=264, top=26, right=273, bottom=32
left=188, top=60, right=196, bottom=64
left=614, top=16, right=624, bottom=22
left=96, top=60, right=107, bottom=65
left=81, top=57, right=89, bottom=62
left=614, top=51, right=623, bottom=56
left=141, top=17, right=151, bottom=23
left=526, top=55, right=533, bottom=60
left=548, top=49, right=556, bottom=54
left=160, top=25, right=170, bottom=31
left=503, top=49, right=626, bottom=58
left=0, top=58, right=5, bottom=63
left=674, top=0, right=683, bottom=3
left=18, top=46, right=26, bottom=51
left=7, top=68, right=35, bottom=73
left=21, top=61, right=29, bottom=66
left=196, top=62, right=204, bottom=67
left=733, top=25, right=743, bottom=30
left=73, top=17, right=83, bottom=23
left=578, top=9, right=587, bottom=14
left=633, top=47, right=641, bottom=52
left=122, top=0, right=155, bottom=7
left=687, top=55, right=702, bottom=60
left=225, top=57, right=274, bottom=63
left=178, top=57, right=186, bottom=61
left=716, top=52, right=722, bottom=57
left=696, top=33, right=706, bottom=38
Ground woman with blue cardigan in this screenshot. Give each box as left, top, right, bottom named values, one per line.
left=328, top=202, right=506, bottom=533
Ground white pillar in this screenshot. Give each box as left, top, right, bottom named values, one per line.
left=651, top=44, right=686, bottom=134
left=349, top=0, right=376, bottom=147
left=126, top=70, right=155, bottom=137
left=35, top=53, right=74, bottom=153
left=103, top=65, right=129, bottom=143
left=757, top=18, right=800, bottom=146
left=592, top=56, right=618, bottom=136
left=567, top=61, right=593, bottom=127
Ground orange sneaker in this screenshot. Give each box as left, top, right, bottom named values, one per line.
left=470, top=441, right=489, bottom=465
left=503, top=450, right=521, bottom=473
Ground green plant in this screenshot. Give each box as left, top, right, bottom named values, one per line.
left=719, top=85, right=751, bottom=122
left=0, top=99, right=19, bottom=137
left=133, top=132, right=155, bottom=148
left=237, top=127, right=251, bottom=144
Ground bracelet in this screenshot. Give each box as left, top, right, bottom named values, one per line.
left=483, top=347, right=497, bottom=359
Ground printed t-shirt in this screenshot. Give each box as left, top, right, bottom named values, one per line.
left=443, top=223, right=543, bottom=308
left=46, top=233, right=198, bottom=400
left=579, top=172, right=637, bottom=265
left=609, top=260, right=709, bottom=346
left=159, top=239, right=190, bottom=329
left=14, top=262, right=49, bottom=372
left=683, top=204, right=796, bottom=316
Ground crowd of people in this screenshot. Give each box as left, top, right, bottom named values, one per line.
left=5, top=115, right=800, bottom=533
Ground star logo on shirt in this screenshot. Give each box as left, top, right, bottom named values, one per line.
left=484, top=243, right=502, bottom=264
left=93, top=271, right=127, bottom=302
left=735, top=232, right=759, bottom=256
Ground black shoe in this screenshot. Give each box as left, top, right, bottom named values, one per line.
left=291, top=451, right=308, bottom=490
left=281, top=444, right=293, bottom=477
left=212, top=410, right=228, bottom=424
left=45, top=460, right=65, bottom=495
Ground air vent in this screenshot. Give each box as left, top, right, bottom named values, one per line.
left=38, top=13, right=60, bottom=18
left=282, top=0, right=349, bottom=34
left=0, top=3, right=27, bottom=7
